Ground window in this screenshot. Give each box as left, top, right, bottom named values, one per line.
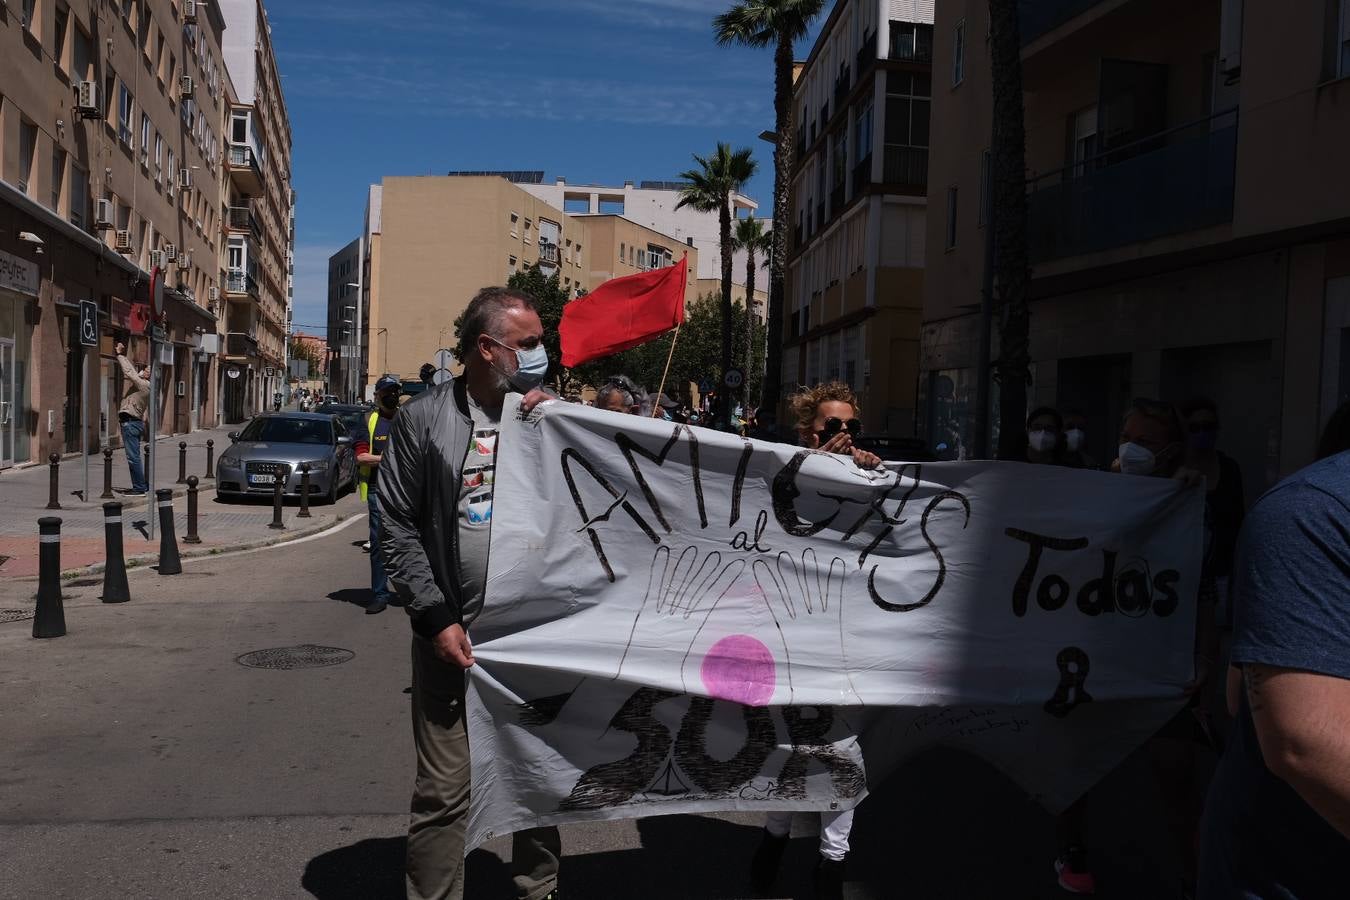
left=54, top=5, right=71, bottom=67
left=118, top=81, right=134, bottom=146
left=945, top=186, right=958, bottom=249
left=854, top=99, right=874, bottom=164
left=140, top=114, right=151, bottom=166
left=69, top=163, right=88, bottom=229
left=154, top=132, right=163, bottom=181
left=1069, top=105, right=1099, bottom=177
left=1338, top=0, right=1350, bottom=77
left=50, top=147, right=65, bottom=211
left=619, top=242, right=625, bottom=263
left=73, top=26, right=92, bottom=80
left=952, top=20, right=966, bottom=86
left=884, top=72, right=932, bottom=184
left=831, top=128, right=848, bottom=189
left=166, top=148, right=176, bottom=198
left=231, top=112, right=247, bottom=144
left=575, top=243, right=582, bottom=265
left=21, top=0, right=35, bottom=31
left=17, top=121, right=37, bottom=194
left=890, top=22, right=934, bottom=62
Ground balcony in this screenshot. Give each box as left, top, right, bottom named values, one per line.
left=1027, top=116, right=1238, bottom=262
left=852, top=155, right=872, bottom=195
left=538, top=241, right=559, bottom=266
left=226, top=204, right=262, bottom=240
left=1020, top=0, right=1109, bottom=47
left=856, top=32, right=876, bottom=74
left=882, top=145, right=930, bottom=189
left=833, top=68, right=852, bottom=111
left=889, top=22, right=934, bottom=63
left=227, top=143, right=264, bottom=194
left=225, top=332, right=259, bottom=358
left=226, top=269, right=260, bottom=299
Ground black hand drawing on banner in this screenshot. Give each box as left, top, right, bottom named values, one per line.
left=613, top=545, right=747, bottom=695
left=751, top=549, right=858, bottom=705
left=561, top=448, right=660, bottom=582
left=838, top=464, right=924, bottom=568
left=1044, top=647, right=1093, bottom=718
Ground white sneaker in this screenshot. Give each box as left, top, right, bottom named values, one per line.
left=362, top=541, right=371, bottom=552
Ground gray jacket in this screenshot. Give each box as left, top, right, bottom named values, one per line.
left=377, top=378, right=475, bottom=639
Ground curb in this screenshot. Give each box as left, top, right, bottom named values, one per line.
left=35, top=512, right=350, bottom=580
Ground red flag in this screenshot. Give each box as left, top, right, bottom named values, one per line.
left=560, top=255, right=687, bottom=367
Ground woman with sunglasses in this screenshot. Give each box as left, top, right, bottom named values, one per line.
left=750, top=381, right=878, bottom=900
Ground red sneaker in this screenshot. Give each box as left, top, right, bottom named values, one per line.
left=1054, top=847, right=1097, bottom=895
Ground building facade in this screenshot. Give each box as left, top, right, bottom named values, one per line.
left=329, top=175, right=700, bottom=399
left=1, top=0, right=236, bottom=467
left=923, top=0, right=1350, bottom=492
left=784, top=0, right=934, bottom=435
left=218, top=0, right=292, bottom=422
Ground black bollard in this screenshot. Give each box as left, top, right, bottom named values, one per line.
left=143, top=441, right=150, bottom=479
left=101, top=447, right=115, bottom=499
left=46, top=453, right=61, bottom=510
left=33, top=517, right=66, bottom=638
left=205, top=439, right=215, bottom=479
left=176, top=441, right=188, bottom=484
left=101, top=501, right=131, bottom=603
left=184, top=476, right=202, bottom=544
left=298, top=463, right=312, bottom=518
left=269, top=470, right=286, bottom=530
left=156, top=488, right=182, bottom=575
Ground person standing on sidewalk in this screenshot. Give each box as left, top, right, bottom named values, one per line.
left=355, top=374, right=402, bottom=615
left=114, top=342, right=150, bottom=495
left=379, top=286, right=561, bottom=900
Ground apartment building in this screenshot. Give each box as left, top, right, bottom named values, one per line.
left=329, top=175, right=699, bottom=399
left=923, top=0, right=1350, bottom=492
left=218, top=0, right=292, bottom=422
left=783, top=0, right=934, bottom=435
left=1, top=0, right=234, bottom=467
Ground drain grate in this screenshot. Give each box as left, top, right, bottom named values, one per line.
left=0, top=609, right=36, bottom=624
left=236, top=644, right=355, bottom=670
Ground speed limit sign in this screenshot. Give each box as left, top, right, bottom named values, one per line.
left=723, top=367, right=745, bottom=390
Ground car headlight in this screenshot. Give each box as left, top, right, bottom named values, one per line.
left=218, top=453, right=241, bottom=468
left=303, top=459, right=329, bottom=472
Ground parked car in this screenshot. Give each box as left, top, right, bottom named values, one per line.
left=315, top=403, right=370, bottom=437
left=215, top=412, right=357, bottom=504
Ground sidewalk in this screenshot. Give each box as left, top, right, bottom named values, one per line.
left=0, top=421, right=363, bottom=579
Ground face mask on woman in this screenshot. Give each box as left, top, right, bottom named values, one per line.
left=1028, top=429, right=1058, bottom=453
left=1064, top=428, right=1085, bottom=452
left=1117, top=442, right=1157, bottom=476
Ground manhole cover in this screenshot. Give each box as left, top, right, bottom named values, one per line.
left=0, top=609, right=35, bottom=624
left=235, top=644, right=355, bottom=670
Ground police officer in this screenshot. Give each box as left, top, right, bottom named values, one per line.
left=355, top=374, right=403, bottom=614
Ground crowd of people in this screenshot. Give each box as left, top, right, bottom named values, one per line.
left=335, top=282, right=1347, bottom=900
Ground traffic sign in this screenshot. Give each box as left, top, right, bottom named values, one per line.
left=723, top=368, right=745, bottom=390
left=433, top=348, right=456, bottom=385
left=698, top=378, right=713, bottom=394
left=78, top=300, right=98, bottom=346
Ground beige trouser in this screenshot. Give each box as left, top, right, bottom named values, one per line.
left=406, top=636, right=561, bottom=900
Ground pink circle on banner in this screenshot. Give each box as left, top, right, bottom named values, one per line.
left=700, top=634, right=776, bottom=707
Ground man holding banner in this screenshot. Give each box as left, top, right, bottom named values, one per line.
left=379, top=287, right=560, bottom=900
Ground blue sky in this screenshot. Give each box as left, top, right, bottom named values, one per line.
left=269, top=0, right=822, bottom=337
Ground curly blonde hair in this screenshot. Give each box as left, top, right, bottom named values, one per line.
left=790, top=381, right=860, bottom=435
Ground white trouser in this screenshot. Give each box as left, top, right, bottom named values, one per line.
left=764, top=809, right=855, bottom=862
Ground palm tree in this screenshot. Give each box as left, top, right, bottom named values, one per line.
left=715, top=0, right=826, bottom=421
left=676, top=143, right=758, bottom=427
left=988, top=0, right=1032, bottom=459
left=733, top=216, right=772, bottom=396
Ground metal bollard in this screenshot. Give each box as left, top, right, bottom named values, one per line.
left=101, top=447, right=115, bottom=499
left=101, top=501, right=131, bottom=603
left=176, top=441, right=188, bottom=484
left=205, top=439, right=215, bottom=479
left=143, top=441, right=150, bottom=480
left=298, top=463, right=312, bottom=518
left=156, top=488, right=182, bottom=575
left=269, top=470, right=286, bottom=530
left=183, top=476, right=202, bottom=544
left=46, top=453, right=61, bottom=510
left=33, top=517, right=66, bottom=638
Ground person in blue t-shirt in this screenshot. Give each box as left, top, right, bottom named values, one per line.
left=1199, top=406, right=1350, bottom=900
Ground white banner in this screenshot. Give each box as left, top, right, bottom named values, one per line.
left=465, top=399, right=1200, bottom=847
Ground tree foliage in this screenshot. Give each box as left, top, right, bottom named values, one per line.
left=289, top=336, right=323, bottom=372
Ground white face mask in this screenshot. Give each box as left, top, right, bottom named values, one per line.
left=1117, top=442, right=1157, bottom=476
left=1065, top=428, right=1085, bottom=452
left=1028, top=429, right=1058, bottom=453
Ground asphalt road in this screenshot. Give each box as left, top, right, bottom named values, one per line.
left=0, top=515, right=1186, bottom=899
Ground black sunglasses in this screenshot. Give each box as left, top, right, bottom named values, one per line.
left=817, top=417, right=862, bottom=439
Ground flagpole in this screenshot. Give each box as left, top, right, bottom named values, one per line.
left=651, top=325, right=682, bottom=418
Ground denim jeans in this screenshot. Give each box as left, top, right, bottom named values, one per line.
left=368, top=492, right=393, bottom=603
left=121, top=418, right=148, bottom=493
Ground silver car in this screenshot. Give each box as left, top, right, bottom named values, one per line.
left=216, top=412, right=357, bottom=504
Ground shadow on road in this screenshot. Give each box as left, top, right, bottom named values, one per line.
left=301, top=837, right=511, bottom=900
left=327, top=587, right=374, bottom=607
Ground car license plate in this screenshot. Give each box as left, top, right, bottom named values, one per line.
left=248, top=473, right=277, bottom=485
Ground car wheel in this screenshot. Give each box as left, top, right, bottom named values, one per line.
left=325, top=474, right=338, bottom=506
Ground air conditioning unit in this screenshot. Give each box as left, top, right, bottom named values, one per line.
left=208, top=286, right=219, bottom=302
left=163, top=243, right=178, bottom=261
left=149, top=250, right=165, bottom=269
left=183, top=0, right=198, bottom=23
left=77, top=81, right=102, bottom=119
left=179, top=169, right=193, bottom=189
left=179, top=75, right=194, bottom=98
left=179, top=252, right=192, bottom=269
left=94, top=198, right=113, bottom=230
left=114, top=230, right=133, bottom=253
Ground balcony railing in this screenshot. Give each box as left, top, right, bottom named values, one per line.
left=882, top=146, right=930, bottom=187
left=538, top=241, right=559, bottom=265
left=226, top=269, right=260, bottom=298
left=852, top=155, right=872, bottom=195
left=225, top=332, right=259, bottom=357
left=1027, top=114, right=1238, bottom=262
left=226, top=204, right=261, bottom=238
left=889, top=23, right=934, bottom=62
left=228, top=143, right=260, bottom=173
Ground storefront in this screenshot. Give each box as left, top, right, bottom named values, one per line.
left=0, top=249, right=39, bottom=468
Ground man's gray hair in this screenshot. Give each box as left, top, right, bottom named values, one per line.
left=456, top=286, right=538, bottom=361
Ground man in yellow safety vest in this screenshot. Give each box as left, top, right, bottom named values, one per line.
left=355, top=374, right=403, bottom=614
